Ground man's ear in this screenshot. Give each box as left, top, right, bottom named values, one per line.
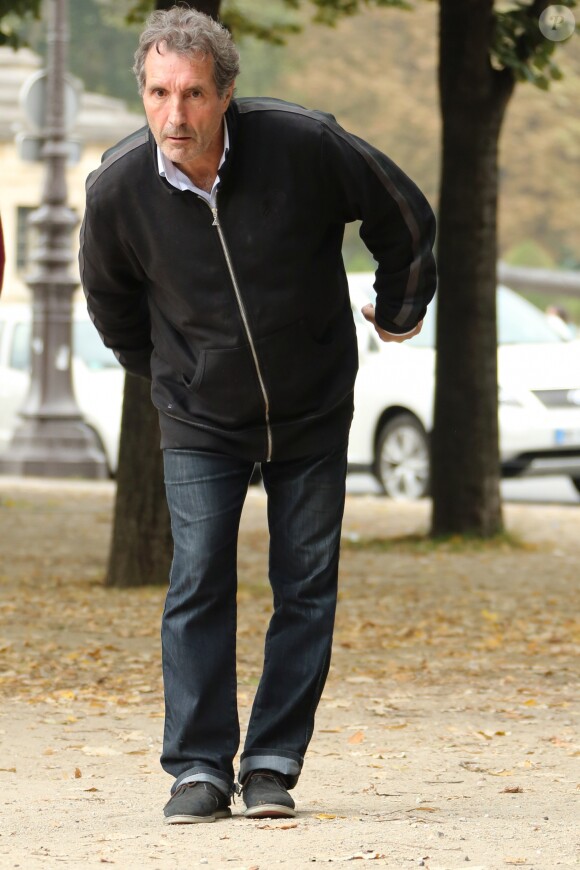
left=223, top=81, right=235, bottom=110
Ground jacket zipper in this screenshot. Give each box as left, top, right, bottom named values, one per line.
left=205, top=195, right=273, bottom=462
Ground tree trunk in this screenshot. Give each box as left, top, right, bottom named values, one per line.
left=154, top=0, right=220, bottom=17
left=106, top=375, right=172, bottom=587
left=105, top=0, right=222, bottom=587
left=430, top=0, right=515, bottom=537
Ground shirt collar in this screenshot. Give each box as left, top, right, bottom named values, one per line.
left=156, top=120, right=230, bottom=201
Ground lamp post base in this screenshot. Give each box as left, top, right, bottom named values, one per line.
left=0, top=417, right=109, bottom=479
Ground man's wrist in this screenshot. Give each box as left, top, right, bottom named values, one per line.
left=378, top=325, right=419, bottom=339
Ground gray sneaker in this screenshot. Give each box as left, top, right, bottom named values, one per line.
left=163, top=781, right=232, bottom=824
left=242, top=770, right=296, bottom=818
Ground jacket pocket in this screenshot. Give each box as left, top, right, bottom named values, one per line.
left=258, top=316, right=358, bottom=420
left=180, top=344, right=264, bottom=427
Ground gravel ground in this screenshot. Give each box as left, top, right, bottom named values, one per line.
left=0, top=477, right=578, bottom=870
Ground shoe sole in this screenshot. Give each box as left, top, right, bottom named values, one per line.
left=243, top=804, right=296, bottom=819
left=164, top=809, right=232, bottom=825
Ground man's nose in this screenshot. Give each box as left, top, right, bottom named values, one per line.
left=167, top=96, right=187, bottom=127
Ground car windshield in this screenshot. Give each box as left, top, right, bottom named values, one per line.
left=405, top=286, right=568, bottom=348
left=4, top=316, right=120, bottom=371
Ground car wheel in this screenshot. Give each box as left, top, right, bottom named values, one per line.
left=571, top=477, right=580, bottom=496
left=374, top=413, right=429, bottom=499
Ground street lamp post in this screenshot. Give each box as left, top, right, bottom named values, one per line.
left=0, top=0, right=108, bottom=478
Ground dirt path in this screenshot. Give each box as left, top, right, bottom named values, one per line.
left=0, top=478, right=578, bottom=870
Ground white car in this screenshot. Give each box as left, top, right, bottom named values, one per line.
left=2, top=280, right=580, bottom=497
left=348, top=273, right=580, bottom=498
left=0, top=302, right=124, bottom=474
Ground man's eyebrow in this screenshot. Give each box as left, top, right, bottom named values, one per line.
left=146, top=80, right=207, bottom=92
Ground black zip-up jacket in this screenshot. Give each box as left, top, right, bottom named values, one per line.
left=79, top=97, right=437, bottom=463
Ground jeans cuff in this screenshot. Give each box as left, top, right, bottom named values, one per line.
left=173, top=767, right=234, bottom=797
left=239, top=750, right=303, bottom=789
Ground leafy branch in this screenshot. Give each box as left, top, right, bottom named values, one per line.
left=492, top=0, right=578, bottom=89
left=126, top=0, right=412, bottom=41
left=299, top=0, right=413, bottom=27
left=0, top=0, right=42, bottom=46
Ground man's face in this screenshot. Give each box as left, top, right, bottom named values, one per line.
left=142, top=45, right=233, bottom=175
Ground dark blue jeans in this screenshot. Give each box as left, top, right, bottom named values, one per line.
left=161, top=446, right=347, bottom=797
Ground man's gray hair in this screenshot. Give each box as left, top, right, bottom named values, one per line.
left=133, top=6, right=240, bottom=98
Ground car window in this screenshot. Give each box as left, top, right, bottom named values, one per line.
left=403, top=286, right=567, bottom=349
left=73, top=320, right=120, bottom=369
left=10, top=322, right=31, bottom=370
left=4, top=316, right=120, bottom=371
left=498, top=287, right=565, bottom=344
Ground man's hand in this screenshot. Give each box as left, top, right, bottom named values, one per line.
left=361, top=304, right=423, bottom=344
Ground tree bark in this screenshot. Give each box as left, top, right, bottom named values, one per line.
left=106, top=375, right=172, bottom=587
left=430, top=0, right=515, bottom=537
left=105, top=2, right=221, bottom=587
left=153, top=0, right=220, bottom=17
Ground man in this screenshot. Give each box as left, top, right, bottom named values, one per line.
left=79, top=6, right=436, bottom=824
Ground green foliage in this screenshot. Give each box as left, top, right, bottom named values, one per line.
left=126, top=0, right=301, bottom=42
left=125, top=0, right=412, bottom=42
left=492, top=0, right=578, bottom=89
left=220, top=6, right=301, bottom=44
left=20, top=0, right=143, bottom=110
left=341, top=530, right=529, bottom=552
left=503, top=239, right=556, bottom=268
left=0, top=0, right=42, bottom=46
left=125, top=0, right=154, bottom=24
left=303, top=0, right=413, bottom=26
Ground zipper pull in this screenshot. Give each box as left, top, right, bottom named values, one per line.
left=211, top=207, right=219, bottom=227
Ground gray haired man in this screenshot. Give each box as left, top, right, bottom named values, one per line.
left=80, top=6, right=436, bottom=823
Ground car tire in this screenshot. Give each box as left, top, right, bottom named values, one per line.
left=373, top=413, right=429, bottom=499
left=571, top=477, right=580, bottom=496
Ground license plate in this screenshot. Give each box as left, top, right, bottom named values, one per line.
left=554, top=428, right=580, bottom=446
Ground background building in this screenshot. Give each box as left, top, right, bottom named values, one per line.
left=0, top=45, right=144, bottom=302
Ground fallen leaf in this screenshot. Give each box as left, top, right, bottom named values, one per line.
left=84, top=787, right=100, bottom=792
left=348, top=730, right=365, bottom=745
left=345, top=851, right=387, bottom=861
left=117, top=730, right=145, bottom=742
left=549, top=736, right=572, bottom=748
left=502, top=786, right=524, bottom=794
left=0, top=767, right=16, bottom=773
left=481, top=609, right=500, bottom=622
left=81, top=746, right=121, bottom=757
left=256, top=822, right=298, bottom=830
left=316, top=813, right=337, bottom=820
left=74, top=767, right=82, bottom=779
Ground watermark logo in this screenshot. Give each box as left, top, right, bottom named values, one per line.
left=539, top=5, right=576, bottom=41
